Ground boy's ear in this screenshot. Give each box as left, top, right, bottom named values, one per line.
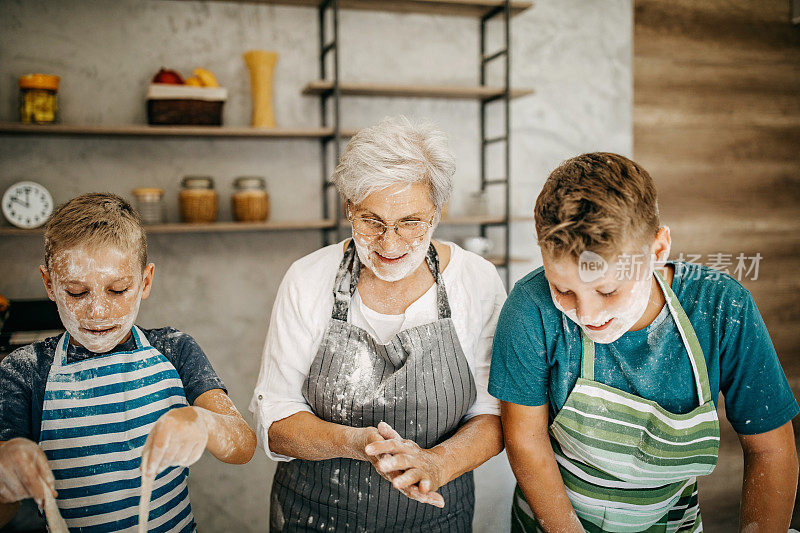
left=652, top=226, right=672, bottom=266
left=140, top=263, right=155, bottom=300
left=39, top=266, right=56, bottom=301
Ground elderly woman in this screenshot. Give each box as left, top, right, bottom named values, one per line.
left=250, top=116, right=506, bottom=532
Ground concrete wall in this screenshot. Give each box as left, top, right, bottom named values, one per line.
left=0, top=1, right=632, bottom=530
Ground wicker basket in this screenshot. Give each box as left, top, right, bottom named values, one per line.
left=232, top=190, right=270, bottom=222
left=147, top=99, right=223, bottom=126
left=146, top=84, right=227, bottom=126
left=179, top=188, right=218, bottom=223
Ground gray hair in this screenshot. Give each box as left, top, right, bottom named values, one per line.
left=332, top=116, right=455, bottom=213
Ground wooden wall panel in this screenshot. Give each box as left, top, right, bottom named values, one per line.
left=634, top=3, right=800, bottom=526
left=634, top=0, right=800, bottom=373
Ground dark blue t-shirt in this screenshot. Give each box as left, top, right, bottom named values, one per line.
left=488, top=262, right=798, bottom=435
left=0, top=326, right=226, bottom=443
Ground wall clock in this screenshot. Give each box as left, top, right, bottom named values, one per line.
left=2, top=181, right=54, bottom=229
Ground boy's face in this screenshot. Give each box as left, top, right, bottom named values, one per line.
left=543, top=229, right=670, bottom=344
left=40, top=244, right=154, bottom=353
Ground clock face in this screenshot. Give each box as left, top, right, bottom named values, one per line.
left=2, top=181, right=54, bottom=229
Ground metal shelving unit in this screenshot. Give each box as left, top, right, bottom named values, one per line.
left=479, top=2, right=513, bottom=286
left=311, top=0, right=527, bottom=285
left=2, top=0, right=532, bottom=285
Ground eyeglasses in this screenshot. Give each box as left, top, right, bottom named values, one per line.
left=347, top=205, right=435, bottom=240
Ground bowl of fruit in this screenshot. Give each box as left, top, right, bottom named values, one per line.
left=147, top=67, right=227, bottom=126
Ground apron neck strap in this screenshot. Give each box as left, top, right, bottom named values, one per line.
left=580, top=332, right=596, bottom=380
left=54, top=332, right=71, bottom=368
left=579, top=270, right=711, bottom=405
left=653, top=270, right=711, bottom=405
left=426, top=244, right=452, bottom=319
left=130, top=326, right=149, bottom=349
left=53, top=327, right=146, bottom=367
left=331, top=240, right=451, bottom=321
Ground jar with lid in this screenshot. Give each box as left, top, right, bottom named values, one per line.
left=19, top=74, right=60, bottom=124
left=179, top=176, right=218, bottom=223
left=131, top=188, right=165, bottom=225
left=232, top=176, right=270, bottom=222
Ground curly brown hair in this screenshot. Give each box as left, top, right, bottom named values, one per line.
left=534, top=153, right=660, bottom=261
left=43, top=193, right=147, bottom=270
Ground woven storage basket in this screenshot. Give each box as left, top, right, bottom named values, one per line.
left=179, top=188, right=218, bottom=223
left=147, top=99, right=223, bottom=126
left=146, top=84, right=227, bottom=126
left=232, top=190, right=270, bottom=222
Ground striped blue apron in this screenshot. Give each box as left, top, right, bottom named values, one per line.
left=39, top=326, right=196, bottom=532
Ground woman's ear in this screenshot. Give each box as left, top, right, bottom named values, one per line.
left=39, top=265, right=55, bottom=301
left=651, top=226, right=672, bottom=267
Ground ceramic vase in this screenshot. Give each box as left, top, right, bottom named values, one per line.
left=243, top=50, right=279, bottom=128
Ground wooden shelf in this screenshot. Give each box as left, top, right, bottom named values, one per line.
left=302, top=81, right=534, bottom=100
left=197, top=0, right=533, bottom=17
left=0, top=219, right=337, bottom=236
left=442, top=215, right=534, bottom=225
left=0, top=215, right=533, bottom=236
left=442, top=214, right=506, bottom=225
left=488, top=256, right=530, bottom=266
left=0, top=122, right=359, bottom=139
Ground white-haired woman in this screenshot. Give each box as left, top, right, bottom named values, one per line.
left=251, top=116, right=505, bottom=532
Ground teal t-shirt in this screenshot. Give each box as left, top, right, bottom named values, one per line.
left=488, top=262, right=798, bottom=435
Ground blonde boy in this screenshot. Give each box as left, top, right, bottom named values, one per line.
left=0, top=193, right=256, bottom=532
left=489, top=153, right=798, bottom=531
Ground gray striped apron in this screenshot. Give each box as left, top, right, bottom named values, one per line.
left=271, top=241, right=478, bottom=532
left=512, top=272, right=719, bottom=533
left=39, top=326, right=195, bottom=532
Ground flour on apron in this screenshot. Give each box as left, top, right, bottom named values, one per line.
left=39, top=327, right=196, bottom=532
left=512, top=272, right=720, bottom=533
left=271, top=241, right=478, bottom=532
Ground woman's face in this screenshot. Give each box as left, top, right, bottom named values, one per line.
left=349, top=182, right=437, bottom=282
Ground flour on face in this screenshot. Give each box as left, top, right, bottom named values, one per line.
left=44, top=245, right=151, bottom=353
left=349, top=181, right=437, bottom=283
left=546, top=251, right=656, bottom=344
left=353, top=232, right=431, bottom=283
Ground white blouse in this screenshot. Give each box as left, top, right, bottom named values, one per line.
left=250, top=240, right=507, bottom=462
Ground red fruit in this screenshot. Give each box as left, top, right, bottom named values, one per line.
left=152, top=68, right=184, bottom=84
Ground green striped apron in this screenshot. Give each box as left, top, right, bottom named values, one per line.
left=512, top=272, right=720, bottom=532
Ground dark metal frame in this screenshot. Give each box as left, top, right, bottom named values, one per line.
left=317, top=0, right=514, bottom=287
left=319, top=0, right=341, bottom=246
left=480, top=0, right=512, bottom=287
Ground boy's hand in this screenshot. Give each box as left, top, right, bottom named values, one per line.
left=0, top=438, right=56, bottom=506
left=140, top=407, right=208, bottom=477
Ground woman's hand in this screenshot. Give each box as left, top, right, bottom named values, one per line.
left=0, top=438, right=56, bottom=506
left=141, top=407, right=208, bottom=476
left=343, top=425, right=386, bottom=465
left=365, top=422, right=446, bottom=508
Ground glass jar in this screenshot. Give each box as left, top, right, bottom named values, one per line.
left=19, top=74, right=60, bottom=124
left=131, top=188, right=165, bottom=225
left=179, top=176, right=218, bottom=223
left=232, top=176, right=269, bottom=222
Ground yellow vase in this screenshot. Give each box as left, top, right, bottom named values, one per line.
left=243, top=50, right=279, bottom=128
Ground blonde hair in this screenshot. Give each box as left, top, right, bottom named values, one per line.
left=44, top=193, right=147, bottom=270
left=332, top=115, right=455, bottom=213
left=534, top=152, right=660, bottom=260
